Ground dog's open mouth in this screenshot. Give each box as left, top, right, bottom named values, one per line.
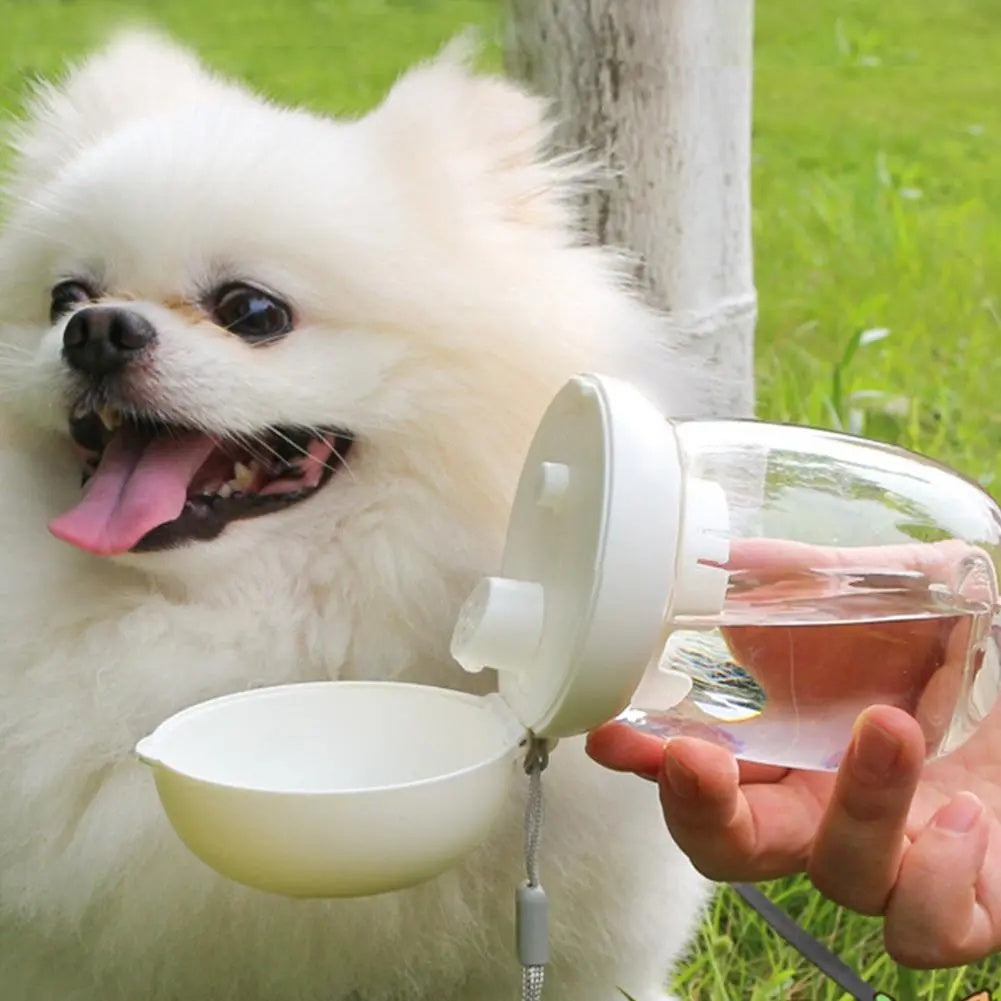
left=49, top=404, right=354, bottom=556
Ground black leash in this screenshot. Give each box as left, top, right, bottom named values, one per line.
left=730, top=882, right=880, bottom=1001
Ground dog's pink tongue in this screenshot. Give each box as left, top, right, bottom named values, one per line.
left=49, top=429, right=216, bottom=556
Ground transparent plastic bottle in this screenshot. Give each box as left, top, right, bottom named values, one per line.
left=619, top=420, right=1001, bottom=770
left=451, top=375, right=1001, bottom=772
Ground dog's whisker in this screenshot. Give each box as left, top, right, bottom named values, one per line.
left=331, top=448, right=358, bottom=484
left=0, top=359, right=41, bottom=375
left=0, top=342, right=36, bottom=357
left=266, top=426, right=355, bottom=480
left=298, top=424, right=359, bottom=482
left=231, top=431, right=288, bottom=469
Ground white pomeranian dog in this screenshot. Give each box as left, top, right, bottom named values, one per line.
left=0, top=30, right=710, bottom=1001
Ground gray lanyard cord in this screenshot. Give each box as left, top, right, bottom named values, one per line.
left=514, top=738, right=880, bottom=1001
left=518, top=737, right=550, bottom=1001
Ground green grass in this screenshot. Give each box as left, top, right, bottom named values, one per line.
left=678, top=3, right=1001, bottom=997
left=752, top=0, right=1001, bottom=492
left=2, top=0, right=1001, bottom=998
left=0, top=0, right=503, bottom=115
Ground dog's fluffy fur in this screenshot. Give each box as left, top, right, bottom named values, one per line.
left=0, top=32, right=709, bottom=1001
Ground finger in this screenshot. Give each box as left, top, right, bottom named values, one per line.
left=726, top=538, right=972, bottom=585
left=914, top=614, right=972, bottom=747
left=807, top=705, right=925, bottom=914
left=587, top=723, right=787, bottom=784
left=586, top=724, right=667, bottom=781
left=658, top=737, right=823, bottom=881
left=884, top=793, right=1001, bottom=969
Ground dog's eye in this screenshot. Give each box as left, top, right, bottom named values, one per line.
left=50, top=280, right=97, bottom=323
left=211, top=284, right=293, bottom=344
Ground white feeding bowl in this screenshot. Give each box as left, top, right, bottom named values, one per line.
left=136, top=376, right=685, bottom=898
left=136, top=682, right=525, bottom=898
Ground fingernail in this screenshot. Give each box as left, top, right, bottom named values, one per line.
left=933, top=792, right=984, bottom=835
left=851, top=718, right=902, bottom=782
left=662, top=745, right=699, bottom=799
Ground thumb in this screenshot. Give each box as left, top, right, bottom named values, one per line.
left=884, top=792, right=996, bottom=968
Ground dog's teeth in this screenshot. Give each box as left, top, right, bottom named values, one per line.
left=217, top=483, right=234, bottom=499
left=98, top=405, right=120, bottom=431
left=232, top=462, right=255, bottom=490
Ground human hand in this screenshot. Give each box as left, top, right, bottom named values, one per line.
left=588, top=536, right=1001, bottom=967
left=587, top=700, right=1001, bottom=968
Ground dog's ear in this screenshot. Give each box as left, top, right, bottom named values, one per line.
left=370, top=39, right=587, bottom=234
left=4, top=30, right=233, bottom=202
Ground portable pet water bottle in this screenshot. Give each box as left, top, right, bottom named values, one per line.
left=137, top=373, right=1001, bottom=904
left=451, top=375, right=1001, bottom=772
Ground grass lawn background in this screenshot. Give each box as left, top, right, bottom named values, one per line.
left=2, top=1, right=1000, bottom=998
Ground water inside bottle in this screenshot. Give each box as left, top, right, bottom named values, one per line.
left=620, top=565, right=1000, bottom=770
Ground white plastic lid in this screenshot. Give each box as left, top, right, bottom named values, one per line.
left=450, top=374, right=731, bottom=739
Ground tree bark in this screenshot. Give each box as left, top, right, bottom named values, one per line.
left=505, top=0, right=757, bottom=418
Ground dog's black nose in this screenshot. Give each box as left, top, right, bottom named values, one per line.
left=62, top=307, right=157, bottom=377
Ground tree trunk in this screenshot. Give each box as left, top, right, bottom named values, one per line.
left=505, top=0, right=757, bottom=418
